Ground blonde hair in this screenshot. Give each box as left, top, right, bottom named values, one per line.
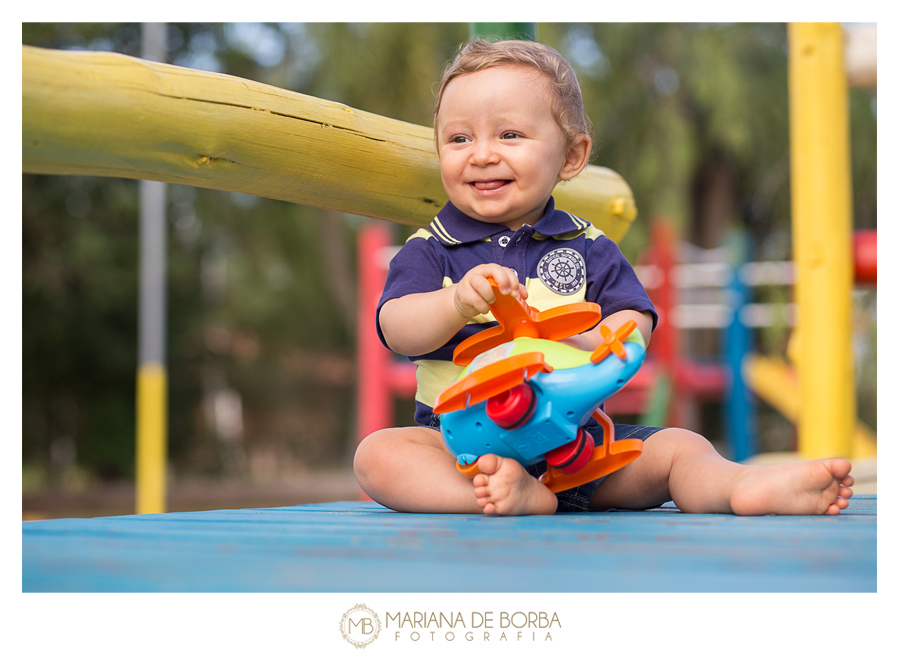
left=434, top=37, right=594, bottom=152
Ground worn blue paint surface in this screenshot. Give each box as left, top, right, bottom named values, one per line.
left=23, top=495, right=876, bottom=592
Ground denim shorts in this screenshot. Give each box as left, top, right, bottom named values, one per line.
left=425, top=415, right=665, bottom=513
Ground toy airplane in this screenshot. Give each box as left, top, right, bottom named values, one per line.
left=433, top=280, right=646, bottom=493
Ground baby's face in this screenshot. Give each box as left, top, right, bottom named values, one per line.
left=436, top=65, right=577, bottom=231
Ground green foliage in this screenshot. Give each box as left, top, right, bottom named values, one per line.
left=23, top=174, right=140, bottom=478
left=538, top=24, right=792, bottom=254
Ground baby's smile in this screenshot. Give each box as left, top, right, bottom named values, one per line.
left=470, top=179, right=512, bottom=192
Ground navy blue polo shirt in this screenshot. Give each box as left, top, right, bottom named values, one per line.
left=377, top=197, right=657, bottom=426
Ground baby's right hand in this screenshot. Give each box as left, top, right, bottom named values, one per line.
left=453, top=264, right=527, bottom=319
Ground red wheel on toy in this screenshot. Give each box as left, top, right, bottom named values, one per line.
left=545, top=429, right=596, bottom=474
left=485, top=383, right=535, bottom=430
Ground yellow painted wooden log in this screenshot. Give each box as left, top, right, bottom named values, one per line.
left=788, top=23, right=855, bottom=459
left=22, top=45, right=638, bottom=241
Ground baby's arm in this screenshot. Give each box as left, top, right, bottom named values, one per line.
left=561, top=309, right=654, bottom=352
left=379, top=263, right=526, bottom=356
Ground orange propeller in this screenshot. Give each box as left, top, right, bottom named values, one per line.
left=452, top=279, right=602, bottom=366
left=589, top=320, right=638, bottom=364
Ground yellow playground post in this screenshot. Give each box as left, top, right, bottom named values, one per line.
left=787, top=23, right=856, bottom=459
left=136, top=363, right=167, bottom=514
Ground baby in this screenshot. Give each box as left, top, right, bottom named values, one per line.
left=353, top=38, right=853, bottom=516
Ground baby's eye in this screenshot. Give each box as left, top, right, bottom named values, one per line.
left=450, top=135, right=470, bottom=144
left=501, top=131, right=520, bottom=139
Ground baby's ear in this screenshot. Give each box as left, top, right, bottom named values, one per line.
left=559, top=135, right=591, bottom=181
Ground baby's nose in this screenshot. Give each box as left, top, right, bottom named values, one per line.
left=470, top=141, right=500, bottom=165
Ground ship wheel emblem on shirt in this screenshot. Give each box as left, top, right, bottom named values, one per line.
left=537, top=248, right=586, bottom=295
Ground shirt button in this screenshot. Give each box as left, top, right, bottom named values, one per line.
left=498, top=235, right=511, bottom=247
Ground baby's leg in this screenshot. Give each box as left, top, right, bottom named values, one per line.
left=354, top=426, right=486, bottom=513
left=589, top=428, right=854, bottom=515
left=728, top=458, right=854, bottom=515
left=354, top=427, right=558, bottom=515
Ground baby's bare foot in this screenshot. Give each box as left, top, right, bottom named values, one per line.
left=473, top=454, right=558, bottom=516
left=730, top=458, right=854, bottom=516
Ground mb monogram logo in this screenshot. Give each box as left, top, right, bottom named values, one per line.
left=339, top=604, right=382, bottom=648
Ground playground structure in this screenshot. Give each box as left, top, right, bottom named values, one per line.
left=22, top=23, right=875, bottom=513
left=784, top=23, right=876, bottom=461
left=630, top=219, right=876, bottom=461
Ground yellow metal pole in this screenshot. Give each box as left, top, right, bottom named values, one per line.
left=787, top=23, right=855, bottom=459
left=136, top=363, right=167, bottom=514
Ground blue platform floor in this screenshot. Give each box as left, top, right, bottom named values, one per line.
left=22, top=494, right=876, bottom=592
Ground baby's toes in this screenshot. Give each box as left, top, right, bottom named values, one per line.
left=476, top=453, right=503, bottom=476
